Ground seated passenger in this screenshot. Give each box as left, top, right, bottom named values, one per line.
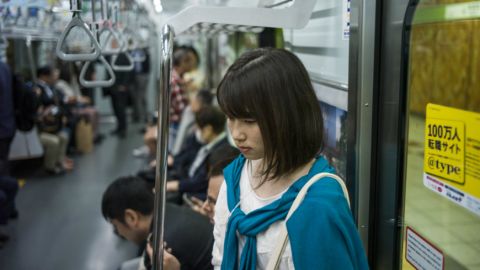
left=55, top=63, right=102, bottom=144
left=171, top=89, right=214, bottom=156
left=144, top=148, right=239, bottom=270
left=189, top=148, right=239, bottom=223
left=101, top=176, right=213, bottom=270
left=166, top=106, right=232, bottom=201
left=36, top=66, right=74, bottom=174
left=135, top=89, right=213, bottom=160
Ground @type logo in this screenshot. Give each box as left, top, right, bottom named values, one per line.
left=427, top=157, right=461, bottom=175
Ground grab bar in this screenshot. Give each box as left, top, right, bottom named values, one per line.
left=152, top=24, right=175, bottom=270
left=25, top=36, right=37, bottom=82
left=55, top=0, right=101, bottom=61
left=79, top=56, right=116, bottom=88
left=111, top=52, right=134, bottom=71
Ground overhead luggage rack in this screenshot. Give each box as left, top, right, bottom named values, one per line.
left=163, top=0, right=315, bottom=35
left=151, top=1, right=316, bottom=269
left=182, top=23, right=264, bottom=35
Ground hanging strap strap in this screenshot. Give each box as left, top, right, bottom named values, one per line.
left=266, top=172, right=350, bottom=270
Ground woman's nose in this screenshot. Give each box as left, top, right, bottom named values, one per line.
left=231, top=128, right=246, bottom=142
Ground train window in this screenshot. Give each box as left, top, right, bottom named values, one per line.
left=400, top=1, right=480, bottom=269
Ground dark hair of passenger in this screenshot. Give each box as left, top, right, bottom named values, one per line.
left=101, top=176, right=154, bottom=223
left=37, top=66, right=53, bottom=78
left=195, top=106, right=226, bottom=135
left=196, top=89, right=214, bottom=106
left=209, top=147, right=240, bottom=177
left=58, top=64, right=72, bottom=82
left=217, top=48, right=324, bottom=183
left=173, top=45, right=199, bottom=67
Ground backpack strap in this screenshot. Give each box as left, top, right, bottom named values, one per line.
left=266, top=173, right=350, bottom=270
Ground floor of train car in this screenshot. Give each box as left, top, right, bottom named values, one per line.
left=0, top=122, right=147, bottom=270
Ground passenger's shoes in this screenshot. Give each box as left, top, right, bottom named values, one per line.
left=117, top=130, right=127, bottom=138
left=9, top=209, right=19, bottom=220
left=111, top=129, right=126, bottom=138
left=46, top=166, right=66, bottom=175
left=93, top=133, right=105, bottom=144
left=0, top=233, right=10, bottom=242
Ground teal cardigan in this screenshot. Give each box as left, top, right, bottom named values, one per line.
left=221, top=155, right=369, bottom=270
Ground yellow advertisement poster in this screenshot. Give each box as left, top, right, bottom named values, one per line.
left=423, top=103, right=480, bottom=217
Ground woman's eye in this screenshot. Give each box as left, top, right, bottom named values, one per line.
left=243, top=119, right=256, bottom=124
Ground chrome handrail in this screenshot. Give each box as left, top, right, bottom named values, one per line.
left=152, top=24, right=174, bottom=270
left=55, top=0, right=101, bottom=61
left=79, top=55, right=116, bottom=88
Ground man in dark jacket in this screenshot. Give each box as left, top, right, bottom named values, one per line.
left=0, top=61, right=15, bottom=176
left=0, top=61, right=19, bottom=248
left=104, top=53, right=134, bottom=138
left=101, top=176, right=213, bottom=270
left=166, top=106, right=234, bottom=201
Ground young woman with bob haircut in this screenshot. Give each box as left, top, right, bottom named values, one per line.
left=212, top=48, right=368, bottom=270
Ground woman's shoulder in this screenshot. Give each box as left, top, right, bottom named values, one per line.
left=297, top=175, right=351, bottom=219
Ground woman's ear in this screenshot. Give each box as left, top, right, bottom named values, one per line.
left=124, top=209, right=139, bottom=228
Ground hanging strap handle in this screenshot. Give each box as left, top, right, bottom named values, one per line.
left=79, top=55, right=116, bottom=88
left=111, top=52, right=134, bottom=71
left=55, top=0, right=101, bottom=61
left=266, top=173, right=350, bottom=270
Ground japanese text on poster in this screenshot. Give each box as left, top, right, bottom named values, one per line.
left=424, top=104, right=480, bottom=217
left=406, top=227, right=444, bottom=270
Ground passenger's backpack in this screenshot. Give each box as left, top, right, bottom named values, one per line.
left=12, top=78, right=40, bottom=132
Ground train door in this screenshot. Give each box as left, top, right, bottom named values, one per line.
left=399, top=0, right=480, bottom=269
left=372, top=0, right=480, bottom=269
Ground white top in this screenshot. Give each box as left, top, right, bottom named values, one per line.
left=212, top=162, right=295, bottom=270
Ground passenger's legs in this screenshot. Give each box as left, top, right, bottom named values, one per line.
left=40, top=132, right=61, bottom=171
left=134, top=74, right=149, bottom=123
left=0, top=176, right=18, bottom=218
left=57, top=131, right=69, bottom=164
left=0, top=136, right=14, bottom=176
left=111, top=89, right=128, bottom=135
left=0, top=190, right=7, bottom=225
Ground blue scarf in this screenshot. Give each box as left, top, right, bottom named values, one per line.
left=221, top=155, right=335, bottom=270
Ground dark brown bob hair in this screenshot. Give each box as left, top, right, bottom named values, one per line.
left=217, top=48, right=324, bottom=182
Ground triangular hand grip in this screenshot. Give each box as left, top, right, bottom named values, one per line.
left=80, top=56, right=116, bottom=88
left=111, top=52, right=134, bottom=71
left=99, top=27, right=122, bottom=55
left=56, top=16, right=101, bottom=61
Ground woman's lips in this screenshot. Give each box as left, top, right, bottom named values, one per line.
left=238, top=147, right=251, bottom=153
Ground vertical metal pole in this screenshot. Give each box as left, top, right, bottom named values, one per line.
left=25, top=36, right=37, bottom=82
left=152, top=24, right=174, bottom=270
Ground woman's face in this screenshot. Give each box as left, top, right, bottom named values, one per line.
left=227, top=118, right=264, bottom=160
